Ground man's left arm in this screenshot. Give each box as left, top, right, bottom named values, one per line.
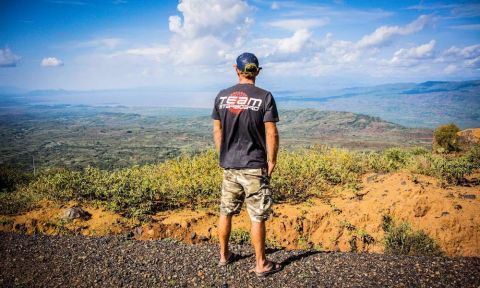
left=213, top=120, right=222, bottom=152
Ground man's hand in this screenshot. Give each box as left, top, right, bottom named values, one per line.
left=265, top=122, right=279, bottom=177
left=267, top=161, right=276, bottom=178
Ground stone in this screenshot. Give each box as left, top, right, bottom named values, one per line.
left=460, top=194, right=476, bottom=200
left=133, top=226, right=143, bottom=237
left=61, top=207, right=91, bottom=221
left=190, top=232, right=196, bottom=240
left=454, top=204, right=462, bottom=210
left=198, top=236, right=209, bottom=241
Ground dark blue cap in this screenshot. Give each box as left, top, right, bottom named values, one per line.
left=236, top=52, right=261, bottom=72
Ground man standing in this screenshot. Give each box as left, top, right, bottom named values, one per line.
left=212, top=52, right=281, bottom=277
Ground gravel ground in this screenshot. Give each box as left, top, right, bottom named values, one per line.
left=0, top=233, right=479, bottom=288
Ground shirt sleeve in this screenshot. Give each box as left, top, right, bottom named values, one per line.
left=263, top=92, right=279, bottom=122
left=211, top=94, right=220, bottom=120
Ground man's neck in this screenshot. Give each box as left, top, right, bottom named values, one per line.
left=238, top=78, right=255, bottom=85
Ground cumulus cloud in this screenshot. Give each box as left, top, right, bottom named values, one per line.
left=0, top=48, right=21, bottom=67
left=389, top=40, right=436, bottom=66
left=41, top=57, right=64, bottom=67
left=357, top=15, right=430, bottom=48
left=277, top=29, right=312, bottom=54
left=439, top=44, right=480, bottom=69
left=167, top=0, right=253, bottom=65
left=268, top=18, right=329, bottom=31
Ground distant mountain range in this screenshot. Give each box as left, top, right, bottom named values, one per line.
left=276, top=80, right=480, bottom=129
left=1, top=80, right=478, bottom=128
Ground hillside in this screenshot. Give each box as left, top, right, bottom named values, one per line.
left=0, top=105, right=432, bottom=171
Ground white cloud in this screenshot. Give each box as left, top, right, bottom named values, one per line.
left=443, top=64, right=458, bottom=74
left=443, top=44, right=480, bottom=60
left=41, top=57, right=63, bottom=67
left=438, top=44, right=480, bottom=69
left=167, top=0, right=253, bottom=65
left=111, top=46, right=170, bottom=61
left=389, top=40, right=436, bottom=66
left=0, top=48, right=21, bottom=67
left=271, top=1, right=279, bottom=10
left=450, top=24, right=480, bottom=31
left=357, top=15, right=430, bottom=48
left=277, top=29, right=312, bottom=54
left=75, top=38, right=124, bottom=49
left=268, top=18, right=329, bottom=31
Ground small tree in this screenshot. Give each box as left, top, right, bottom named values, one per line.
left=433, top=123, right=461, bottom=153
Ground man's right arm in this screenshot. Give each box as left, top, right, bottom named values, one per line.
left=213, top=119, right=222, bottom=152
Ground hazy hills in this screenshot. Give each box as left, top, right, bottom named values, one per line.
left=276, top=80, right=480, bottom=128
left=1, top=80, right=478, bottom=129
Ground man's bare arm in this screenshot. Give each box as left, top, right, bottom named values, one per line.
left=213, top=120, right=222, bottom=152
left=265, top=121, right=279, bottom=177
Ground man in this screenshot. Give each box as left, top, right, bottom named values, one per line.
left=211, top=52, right=281, bottom=277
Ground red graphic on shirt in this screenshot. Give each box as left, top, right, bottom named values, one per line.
left=227, top=91, right=249, bottom=114
left=218, top=91, right=262, bottom=114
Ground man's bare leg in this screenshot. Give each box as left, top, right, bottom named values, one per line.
left=218, top=214, right=233, bottom=262
left=251, top=220, right=272, bottom=272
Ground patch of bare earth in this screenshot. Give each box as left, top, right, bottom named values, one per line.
left=1, top=172, right=478, bottom=256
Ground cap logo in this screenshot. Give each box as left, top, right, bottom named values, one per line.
left=243, top=63, right=259, bottom=73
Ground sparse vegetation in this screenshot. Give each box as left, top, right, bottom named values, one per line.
left=382, top=216, right=443, bottom=256
left=1, top=143, right=478, bottom=218
left=433, top=123, right=461, bottom=153
left=229, top=229, right=251, bottom=244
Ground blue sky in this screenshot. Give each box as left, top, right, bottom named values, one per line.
left=1, top=0, right=479, bottom=92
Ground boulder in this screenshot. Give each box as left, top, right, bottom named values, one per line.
left=61, top=207, right=92, bottom=221
left=457, top=128, right=480, bottom=145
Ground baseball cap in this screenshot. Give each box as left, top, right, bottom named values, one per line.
left=236, top=52, right=262, bottom=73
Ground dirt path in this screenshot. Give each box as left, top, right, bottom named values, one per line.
left=1, top=233, right=479, bottom=287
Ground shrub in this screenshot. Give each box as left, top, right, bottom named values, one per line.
left=273, top=147, right=363, bottom=201
left=430, top=156, right=474, bottom=185
left=229, top=229, right=251, bottom=244
left=383, top=217, right=443, bottom=256
left=433, top=123, right=461, bottom=153
left=0, top=165, right=32, bottom=193
left=464, top=144, right=480, bottom=169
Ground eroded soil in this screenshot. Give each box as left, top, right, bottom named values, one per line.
left=1, top=172, right=479, bottom=256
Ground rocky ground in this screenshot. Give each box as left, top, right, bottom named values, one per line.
left=1, top=233, right=479, bottom=288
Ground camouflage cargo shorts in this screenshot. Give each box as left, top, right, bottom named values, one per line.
left=220, top=168, right=273, bottom=222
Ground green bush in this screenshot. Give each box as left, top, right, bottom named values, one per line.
left=365, top=148, right=413, bottom=173
left=383, top=217, right=443, bottom=256
left=433, top=123, right=461, bottom=153
left=273, top=147, right=363, bottom=202
left=0, top=165, right=32, bottom=193
left=229, top=229, right=251, bottom=244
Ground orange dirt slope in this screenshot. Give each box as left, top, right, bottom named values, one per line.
left=1, top=172, right=478, bottom=256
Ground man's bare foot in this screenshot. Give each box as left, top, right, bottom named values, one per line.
left=218, top=252, right=237, bottom=267
left=254, top=260, right=282, bottom=276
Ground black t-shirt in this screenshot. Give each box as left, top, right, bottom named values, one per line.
left=211, top=83, right=279, bottom=169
